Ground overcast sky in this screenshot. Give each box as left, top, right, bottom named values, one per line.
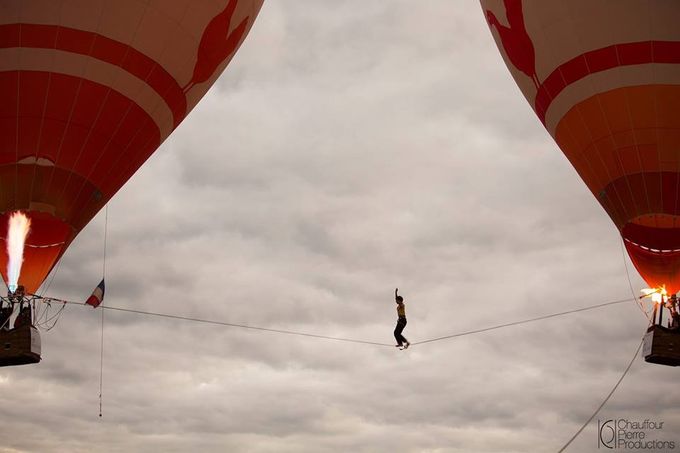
left=1, top=2, right=678, bottom=453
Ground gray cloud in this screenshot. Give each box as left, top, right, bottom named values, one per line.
left=1, top=2, right=677, bottom=453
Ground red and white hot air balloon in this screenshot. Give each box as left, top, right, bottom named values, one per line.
left=0, top=0, right=263, bottom=293
left=482, top=0, right=680, bottom=294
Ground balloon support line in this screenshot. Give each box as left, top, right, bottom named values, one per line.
left=557, top=336, right=644, bottom=452
left=34, top=296, right=632, bottom=348
left=619, top=238, right=653, bottom=322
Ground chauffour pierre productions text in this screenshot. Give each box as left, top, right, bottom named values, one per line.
left=599, top=419, right=676, bottom=450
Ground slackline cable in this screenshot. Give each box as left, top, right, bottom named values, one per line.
left=556, top=336, right=644, bottom=452
left=35, top=294, right=644, bottom=446
left=35, top=296, right=631, bottom=348
left=411, top=298, right=630, bottom=345
left=46, top=299, right=393, bottom=347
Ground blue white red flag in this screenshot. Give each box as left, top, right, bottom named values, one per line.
left=86, top=279, right=105, bottom=308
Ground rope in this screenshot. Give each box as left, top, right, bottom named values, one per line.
left=39, top=258, right=63, bottom=297
left=412, top=298, right=631, bottom=345
left=41, top=302, right=66, bottom=331
left=99, top=204, right=108, bottom=418
left=99, top=304, right=104, bottom=418
left=35, top=296, right=632, bottom=348
left=33, top=293, right=642, bottom=437
left=557, top=336, right=644, bottom=452
left=620, top=238, right=652, bottom=321
left=34, top=296, right=393, bottom=347
left=102, top=205, right=108, bottom=279
left=33, top=297, right=389, bottom=346
left=34, top=298, right=50, bottom=327
left=100, top=304, right=393, bottom=347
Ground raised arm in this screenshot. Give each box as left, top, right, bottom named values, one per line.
left=395, top=288, right=399, bottom=301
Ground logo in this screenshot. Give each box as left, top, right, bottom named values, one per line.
left=598, top=418, right=676, bottom=450
left=599, top=419, right=616, bottom=449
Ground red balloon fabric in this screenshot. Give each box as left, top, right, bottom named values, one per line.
left=0, top=0, right=263, bottom=292
left=482, top=0, right=680, bottom=292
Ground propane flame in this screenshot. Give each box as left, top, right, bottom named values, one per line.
left=641, top=286, right=667, bottom=305
left=6, top=212, right=31, bottom=293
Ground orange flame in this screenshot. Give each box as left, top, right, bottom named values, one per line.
left=6, top=211, right=31, bottom=292
left=641, top=286, right=667, bottom=305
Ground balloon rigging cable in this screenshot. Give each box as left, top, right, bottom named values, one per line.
left=557, top=336, right=644, bottom=453
left=620, top=237, right=654, bottom=322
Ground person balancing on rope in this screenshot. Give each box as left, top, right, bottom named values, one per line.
left=394, top=288, right=410, bottom=350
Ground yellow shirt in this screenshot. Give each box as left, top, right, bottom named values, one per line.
left=396, top=303, right=405, bottom=318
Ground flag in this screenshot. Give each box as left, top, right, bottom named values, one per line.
left=86, top=279, right=105, bottom=308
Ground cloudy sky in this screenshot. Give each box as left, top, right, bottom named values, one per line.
left=1, top=2, right=678, bottom=452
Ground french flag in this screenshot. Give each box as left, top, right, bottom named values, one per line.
left=86, top=279, right=105, bottom=308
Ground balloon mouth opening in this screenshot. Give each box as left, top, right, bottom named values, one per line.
left=621, top=221, right=680, bottom=253
left=623, top=237, right=680, bottom=294
left=623, top=238, right=680, bottom=254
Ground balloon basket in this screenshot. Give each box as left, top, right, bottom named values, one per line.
left=643, top=325, right=680, bottom=367
left=0, top=325, right=41, bottom=367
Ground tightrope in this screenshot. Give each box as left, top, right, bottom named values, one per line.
left=412, top=298, right=631, bottom=345
left=35, top=295, right=632, bottom=348
left=33, top=293, right=644, bottom=445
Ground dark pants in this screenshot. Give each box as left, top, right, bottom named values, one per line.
left=394, top=317, right=408, bottom=345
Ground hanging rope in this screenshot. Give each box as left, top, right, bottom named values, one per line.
left=99, top=204, right=108, bottom=418
left=557, top=336, right=644, bottom=452
left=36, top=301, right=67, bottom=331
left=35, top=295, right=632, bottom=348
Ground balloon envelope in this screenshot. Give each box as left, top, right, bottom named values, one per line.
left=481, top=0, right=680, bottom=292
left=0, top=0, right=263, bottom=292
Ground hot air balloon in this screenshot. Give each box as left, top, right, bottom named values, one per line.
left=0, top=0, right=263, bottom=366
left=481, top=0, right=680, bottom=365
